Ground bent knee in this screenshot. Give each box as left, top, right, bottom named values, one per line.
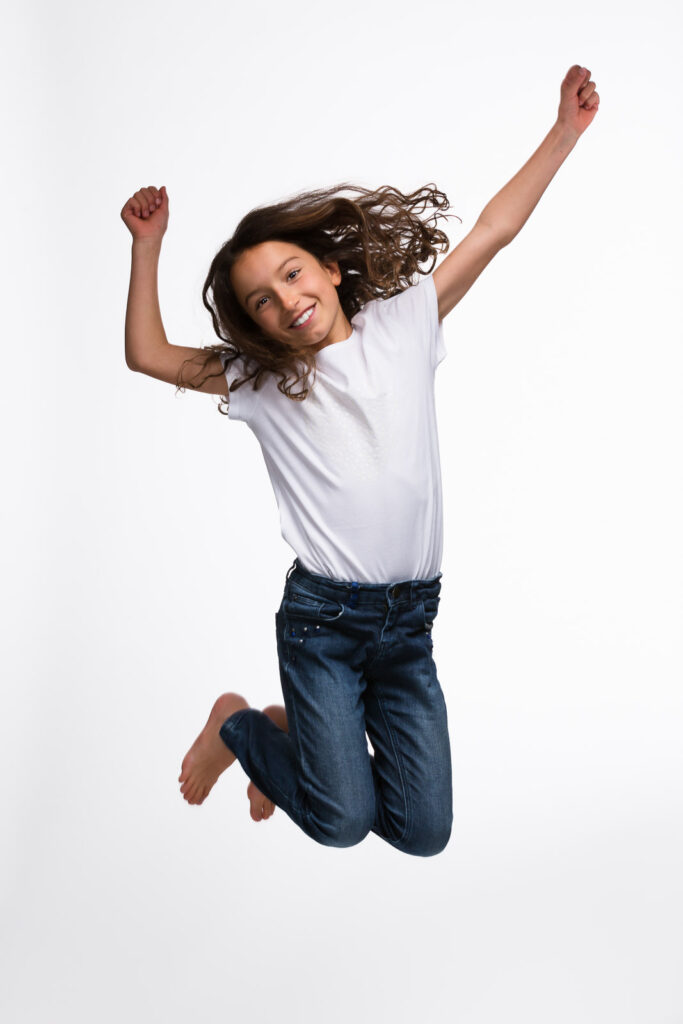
left=398, top=816, right=453, bottom=858
left=306, top=804, right=375, bottom=849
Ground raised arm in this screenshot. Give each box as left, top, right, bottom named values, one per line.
left=433, top=65, right=600, bottom=321
left=121, top=185, right=227, bottom=395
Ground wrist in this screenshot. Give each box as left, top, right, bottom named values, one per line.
left=132, top=236, right=163, bottom=256
left=551, top=119, right=580, bottom=150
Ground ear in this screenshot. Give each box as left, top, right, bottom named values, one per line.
left=323, top=260, right=342, bottom=287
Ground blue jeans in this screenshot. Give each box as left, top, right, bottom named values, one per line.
left=219, top=559, right=453, bottom=856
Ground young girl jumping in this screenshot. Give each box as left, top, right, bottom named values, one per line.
left=120, top=65, right=599, bottom=856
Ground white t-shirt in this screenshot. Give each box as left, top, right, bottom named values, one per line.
left=220, top=273, right=447, bottom=584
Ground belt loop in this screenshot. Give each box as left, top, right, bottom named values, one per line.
left=348, top=581, right=359, bottom=609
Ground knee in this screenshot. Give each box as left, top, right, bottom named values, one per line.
left=397, top=815, right=453, bottom=858
left=306, top=802, right=375, bottom=850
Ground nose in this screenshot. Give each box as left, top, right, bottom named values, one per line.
left=278, top=291, right=301, bottom=322
left=269, top=286, right=294, bottom=309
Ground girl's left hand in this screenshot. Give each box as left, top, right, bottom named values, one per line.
left=557, top=65, right=600, bottom=138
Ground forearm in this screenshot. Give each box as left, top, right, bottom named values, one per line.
left=477, top=121, right=580, bottom=243
left=124, top=238, right=170, bottom=370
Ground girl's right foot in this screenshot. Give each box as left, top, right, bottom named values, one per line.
left=178, top=692, right=248, bottom=805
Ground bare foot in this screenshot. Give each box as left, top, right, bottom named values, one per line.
left=247, top=704, right=288, bottom=822
left=178, top=692, right=249, bottom=805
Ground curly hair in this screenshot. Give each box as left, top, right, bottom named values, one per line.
left=176, top=182, right=460, bottom=413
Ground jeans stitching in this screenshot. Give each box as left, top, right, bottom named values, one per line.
left=284, top=587, right=346, bottom=622
left=374, top=693, right=411, bottom=846
left=274, top=615, right=312, bottom=824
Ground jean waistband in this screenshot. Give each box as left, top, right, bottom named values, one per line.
left=285, top=558, right=442, bottom=608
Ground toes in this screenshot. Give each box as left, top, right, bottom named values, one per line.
left=182, top=778, right=201, bottom=803
left=245, top=780, right=277, bottom=821
left=248, top=795, right=268, bottom=821
left=258, top=799, right=276, bottom=820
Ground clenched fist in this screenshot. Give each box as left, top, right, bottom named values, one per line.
left=120, top=185, right=169, bottom=243
left=558, top=65, right=600, bottom=138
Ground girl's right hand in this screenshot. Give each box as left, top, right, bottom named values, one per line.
left=120, top=184, right=169, bottom=242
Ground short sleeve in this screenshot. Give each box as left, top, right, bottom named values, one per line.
left=424, top=274, right=447, bottom=370
left=218, top=351, right=259, bottom=423
left=382, top=274, right=447, bottom=371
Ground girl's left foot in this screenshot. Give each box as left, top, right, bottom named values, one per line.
left=247, top=704, right=288, bottom=821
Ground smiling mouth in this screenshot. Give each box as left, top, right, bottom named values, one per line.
left=289, top=304, right=316, bottom=329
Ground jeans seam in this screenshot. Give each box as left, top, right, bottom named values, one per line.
left=276, top=619, right=314, bottom=825
left=375, top=694, right=411, bottom=846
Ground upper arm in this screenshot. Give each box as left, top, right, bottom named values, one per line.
left=129, top=344, right=228, bottom=396
left=432, top=221, right=509, bottom=321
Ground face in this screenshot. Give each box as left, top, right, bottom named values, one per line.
left=230, top=240, right=353, bottom=352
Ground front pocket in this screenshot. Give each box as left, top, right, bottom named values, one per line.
left=281, top=588, right=346, bottom=652
left=284, top=585, right=345, bottom=621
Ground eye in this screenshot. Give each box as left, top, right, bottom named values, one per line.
left=254, top=269, right=300, bottom=311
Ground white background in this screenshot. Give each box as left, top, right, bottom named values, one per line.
left=2, top=1, right=682, bottom=1021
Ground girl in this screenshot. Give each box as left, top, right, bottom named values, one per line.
left=120, top=65, right=599, bottom=856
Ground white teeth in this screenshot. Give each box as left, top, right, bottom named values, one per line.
left=291, top=306, right=313, bottom=327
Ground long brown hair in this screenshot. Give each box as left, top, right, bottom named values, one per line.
left=178, top=182, right=459, bottom=413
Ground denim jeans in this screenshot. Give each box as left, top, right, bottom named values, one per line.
left=219, top=559, right=453, bottom=856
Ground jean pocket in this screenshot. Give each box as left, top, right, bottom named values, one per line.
left=285, top=583, right=345, bottom=617
left=281, top=588, right=346, bottom=650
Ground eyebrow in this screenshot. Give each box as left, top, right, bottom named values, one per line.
left=244, top=256, right=300, bottom=306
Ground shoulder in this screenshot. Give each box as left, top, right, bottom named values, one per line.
left=360, top=275, right=439, bottom=330
left=374, top=275, right=437, bottom=319
left=360, top=274, right=445, bottom=369
left=218, top=351, right=264, bottom=423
